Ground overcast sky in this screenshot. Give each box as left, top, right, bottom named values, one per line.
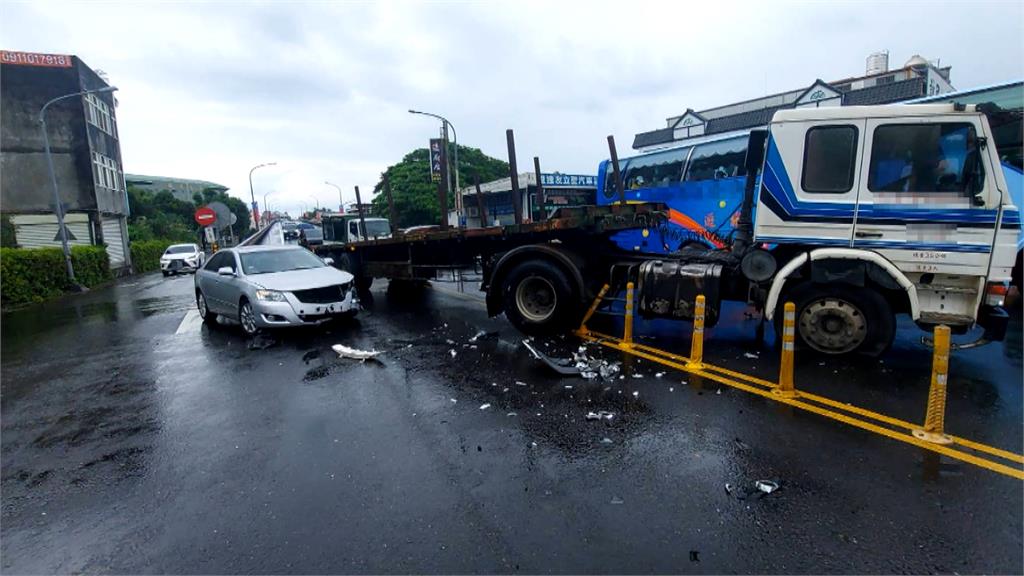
left=2, top=1, right=1021, bottom=216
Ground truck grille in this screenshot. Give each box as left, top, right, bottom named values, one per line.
left=292, top=284, right=349, bottom=304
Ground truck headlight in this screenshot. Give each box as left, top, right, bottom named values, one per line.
left=255, top=289, right=288, bottom=302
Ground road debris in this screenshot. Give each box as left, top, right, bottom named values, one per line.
left=468, top=330, right=498, bottom=343
left=600, top=437, right=614, bottom=444
left=331, top=344, right=380, bottom=360
left=522, top=340, right=619, bottom=380
left=479, top=403, right=491, bottom=410
left=450, top=349, right=457, bottom=358
left=655, top=372, right=665, bottom=378
left=585, top=411, right=615, bottom=421
left=743, top=352, right=759, bottom=359
left=610, top=496, right=625, bottom=505
left=725, top=479, right=781, bottom=500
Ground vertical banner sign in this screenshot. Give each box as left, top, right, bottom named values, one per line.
left=429, top=139, right=443, bottom=183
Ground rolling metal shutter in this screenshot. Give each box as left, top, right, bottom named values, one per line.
left=102, top=217, right=126, bottom=268
left=11, top=214, right=91, bottom=249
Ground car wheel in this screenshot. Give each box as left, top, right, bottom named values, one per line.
left=197, top=291, right=218, bottom=325
left=239, top=299, right=259, bottom=335
left=162, top=271, right=170, bottom=277
left=778, top=282, right=895, bottom=357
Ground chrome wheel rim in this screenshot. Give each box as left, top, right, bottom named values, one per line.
left=798, top=298, right=866, bottom=355
left=515, top=276, right=557, bottom=323
left=240, top=303, right=257, bottom=334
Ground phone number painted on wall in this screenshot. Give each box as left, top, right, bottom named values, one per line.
left=1, top=51, right=73, bottom=68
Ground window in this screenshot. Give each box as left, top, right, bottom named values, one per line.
left=868, top=123, right=982, bottom=194
left=349, top=221, right=359, bottom=238
left=204, top=252, right=234, bottom=271
left=602, top=162, right=619, bottom=199
left=83, top=93, right=116, bottom=137
left=91, top=152, right=123, bottom=192
left=622, top=147, right=689, bottom=190
left=801, top=125, right=859, bottom=193
left=684, top=138, right=748, bottom=182
left=876, top=75, right=895, bottom=85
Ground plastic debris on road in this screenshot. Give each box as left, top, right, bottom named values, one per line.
left=522, top=340, right=620, bottom=380
left=585, top=410, right=615, bottom=421
left=743, top=352, right=759, bottom=359
left=600, top=437, right=614, bottom=444
left=610, top=496, right=625, bottom=505
left=725, top=479, right=781, bottom=500
left=655, top=372, right=665, bottom=378
left=755, top=480, right=779, bottom=494
left=450, top=349, right=457, bottom=358
left=479, top=403, right=491, bottom=410
left=331, top=344, right=380, bottom=360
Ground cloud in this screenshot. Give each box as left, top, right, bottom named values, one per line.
left=2, top=0, right=1020, bottom=217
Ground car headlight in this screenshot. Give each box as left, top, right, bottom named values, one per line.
left=255, top=289, right=288, bottom=302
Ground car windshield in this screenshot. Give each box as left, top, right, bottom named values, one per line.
left=239, top=249, right=325, bottom=275
left=165, top=245, right=195, bottom=254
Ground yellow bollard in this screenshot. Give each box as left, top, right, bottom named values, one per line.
left=773, top=301, right=798, bottom=398
left=577, top=284, right=610, bottom=336
left=689, top=294, right=705, bottom=366
left=913, top=325, right=954, bottom=445
left=622, top=282, right=635, bottom=348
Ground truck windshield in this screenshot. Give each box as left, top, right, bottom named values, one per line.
left=362, top=220, right=391, bottom=238
left=240, top=249, right=325, bottom=275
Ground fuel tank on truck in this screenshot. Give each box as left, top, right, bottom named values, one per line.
left=635, top=260, right=724, bottom=326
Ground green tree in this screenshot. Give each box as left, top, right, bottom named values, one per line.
left=370, top=145, right=509, bottom=229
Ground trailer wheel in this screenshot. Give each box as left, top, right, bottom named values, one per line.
left=501, top=259, right=578, bottom=336
left=337, top=253, right=373, bottom=293
left=779, top=283, right=895, bottom=357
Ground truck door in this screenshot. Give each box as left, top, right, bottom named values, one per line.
left=754, top=119, right=865, bottom=247
left=854, top=116, right=994, bottom=276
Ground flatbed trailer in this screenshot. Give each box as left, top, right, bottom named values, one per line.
left=312, top=202, right=670, bottom=334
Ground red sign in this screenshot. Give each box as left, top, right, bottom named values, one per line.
left=0, top=51, right=73, bottom=68
left=194, top=206, right=216, bottom=226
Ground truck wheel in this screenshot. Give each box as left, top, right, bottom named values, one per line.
left=780, top=283, right=895, bottom=357
left=337, top=253, right=372, bottom=293
left=501, top=259, right=578, bottom=336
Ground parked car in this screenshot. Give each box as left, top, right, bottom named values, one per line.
left=160, top=243, right=205, bottom=276
left=194, top=245, right=358, bottom=335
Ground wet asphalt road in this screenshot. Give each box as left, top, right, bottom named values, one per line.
left=2, top=272, right=1022, bottom=574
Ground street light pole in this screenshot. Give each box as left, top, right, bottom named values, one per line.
left=262, top=191, right=274, bottom=227
left=40, top=85, right=118, bottom=289
left=325, top=181, right=343, bottom=212
left=248, top=162, right=276, bottom=230
left=409, top=109, right=459, bottom=216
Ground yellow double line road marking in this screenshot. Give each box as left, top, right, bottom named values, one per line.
left=579, top=330, right=1024, bottom=480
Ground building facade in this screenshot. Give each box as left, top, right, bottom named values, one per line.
left=0, top=50, right=131, bottom=271
left=124, top=174, right=228, bottom=204
left=633, top=52, right=955, bottom=152
left=456, top=172, right=597, bottom=228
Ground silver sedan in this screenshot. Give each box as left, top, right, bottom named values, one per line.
left=194, top=245, right=358, bottom=335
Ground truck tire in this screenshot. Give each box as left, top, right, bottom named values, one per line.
left=501, top=259, right=578, bottom=336
left=337, top=253, right=373, bottom=293
left=779, top=282, right=895, bottom=357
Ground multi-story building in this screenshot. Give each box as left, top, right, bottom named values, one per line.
left=0, top=50, right=131, bottom=272
left=632, top=52, right=955, bottom=152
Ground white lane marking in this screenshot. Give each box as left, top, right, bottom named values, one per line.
left=175, top=310, right=203, bottom=335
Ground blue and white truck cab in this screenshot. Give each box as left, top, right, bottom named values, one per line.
left=752, top=104, right=1017, bottom=353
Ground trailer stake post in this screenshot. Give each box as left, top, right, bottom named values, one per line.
left=607, top=135, right=625, bottom=206
left=622, top=282, right=635, bottom=348
left=384, top=174, right=399, bottom=237
left=354, top=185, right=369, bottom=241
left=577, top=284, right=610, bottom=336
left=474, top=175, right=488, bottom=228
left=689, top=294, right=705, bottom=366
left=913, top=325, right=954, bottom=445
left=773, top=302, right=798, bottom=398
left=533, top=156, right=545, bottom=222
left=506, top=130, right=523, bottom=225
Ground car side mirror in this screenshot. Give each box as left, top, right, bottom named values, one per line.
left=323, top=257, right=335, bottom=266
left=217, top=267, right=235, bottom=276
